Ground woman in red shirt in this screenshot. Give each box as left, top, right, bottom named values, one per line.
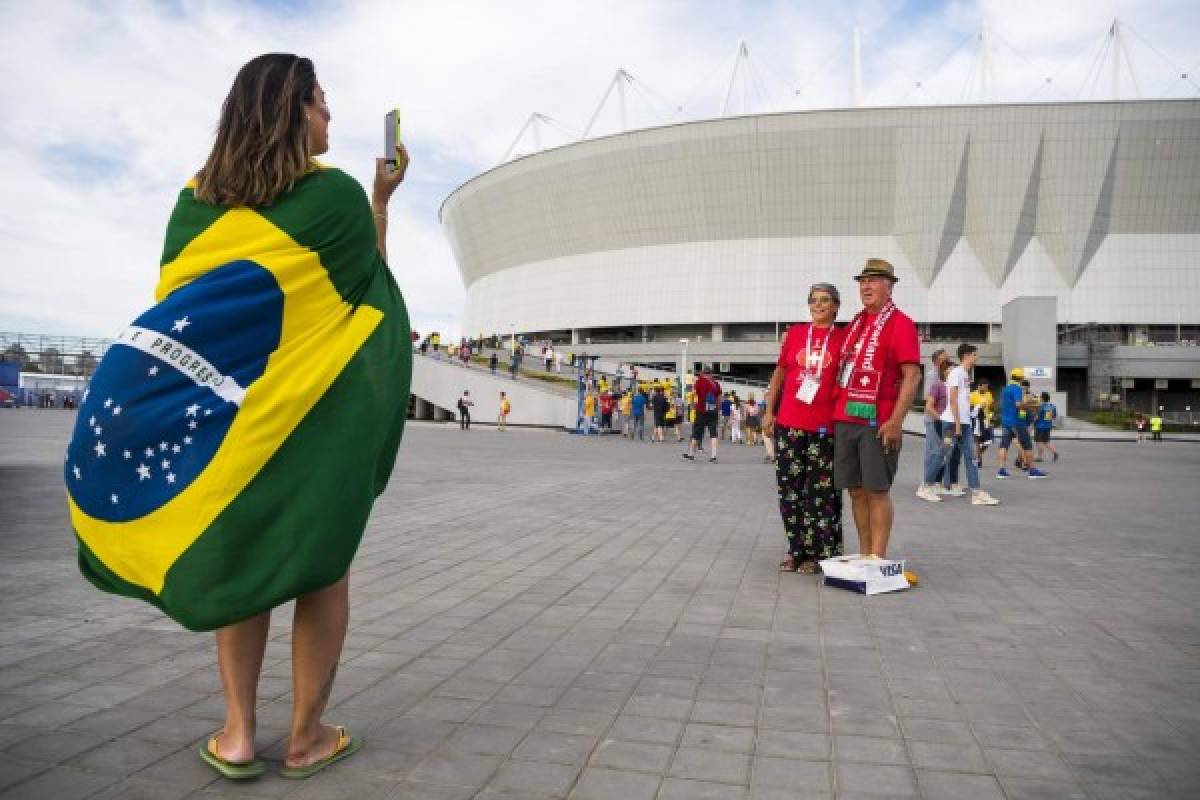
left=762, top=283, right=846, bottom=574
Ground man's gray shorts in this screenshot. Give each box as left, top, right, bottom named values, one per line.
left=834, top=422, right=900, bottom=491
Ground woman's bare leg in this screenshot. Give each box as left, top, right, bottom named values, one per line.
left=285, top=575, right=349, bottom=767
left=214, top=611, right=271, bottom=763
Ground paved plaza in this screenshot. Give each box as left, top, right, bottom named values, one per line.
left=1, top=410, right=1198, bottom=800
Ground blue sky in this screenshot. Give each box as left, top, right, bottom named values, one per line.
left=1, top=0, right=1196, bottom=340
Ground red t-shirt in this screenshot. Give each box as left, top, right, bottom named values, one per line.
left=692, top=375, right=721, bottom=414
left=832, top=308, right=920, bottom=427
left=775, top=323, right=845, bottom=433
left=599, top=393, right=614, bottom=414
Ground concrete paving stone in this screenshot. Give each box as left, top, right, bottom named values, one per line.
left=489, top=759, right=579, bottom=796
left=87, top=776, right=196, bottom=800
left=568, top=767, right=660, bottom=800
left=754, top=730, right=830, bottom=761
left=512, top=731, right=597, bottom=765
left=623, top=694, right=692, bottom=721
left=605, top=714, right=682, bottom=746
left=907, top=739, right=989, bottom=772
left=0, top=754, right=46, bottom=793
left=915, top=769, right=1005, bottom=800
left=2, top=729, right=107, bottom=765
left=0, top=764, right=116, bottom=800
left=691, top=700, right=758, bottom=727
left=634, top=677, right=696, bottom=698
left=407, top=749, right=503, bottom=789
left=1043, top=727, right=1132, bottom=756
left=681, top=723, right=755, bottom=753
left=759, top=704, right=829, bottom=733
left=1064, top=752, right=1167, bottom=788
left=660, top=775, right=751, bottom=800
left=754, top=757, right=833, bottom=792
left=834, top=734, right=909, bottom=766
left=68, top=736, right=176, bottom=776
left=556, top=688, right=627, bottom=715
left=368, top=718, right=458, bottom=756
left=891, top=698, right=963, bottom=721
left=470, top=702, right=547, bottom=731
left=829, top=708, right=900, bottom=738
left=491, top=683, right=563, bottom=707
left=668, top=746, right=751, bottom=784
left=897, top=717, right=972, bottom=745
left=589, top=739, right=672, bottom=773
left=537, top=709, right=615, bottom=737
left=968, top=721, right=1048, bottom=750
left=996, top=775, right=1090, bottom=800
left=444, top=724, right=526, bottom=756
left=406, top=697, right=483, bottom=723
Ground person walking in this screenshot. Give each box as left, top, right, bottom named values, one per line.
left=916, top=357, right=951, bottom=503
left=1034, top=391, right=1060, bottom=462
left=995, top=369, right=1048, bottom=479
left=457, top=390, right=473, bottom=431
left=1135, top=412, right=1146, bottom=442
left=509, top=346, right=520, bottom=380
left=730, top=400, right=743, bottom=444
left=916, top=348, right=949, bottom=502
left=763, top=282, right=846, bottom=573
left=631, top=388, right=647, bottom=441
left=683, top=369, right=722, bottom=463
left=619, top=390, right=633, bottom=437
left=832, top=259, right=921, bottom=559
left=719, top=393, right=733, bottom=441
left=497, top=391, right=511, bottom=431
left=744, top=392, right=761, bottom=446
left=1150, top=412, right=1163, bottom=442
left=63, top=54, right=413, bottom=780
left=651, top=387, right=668, bottom=442
left=488, top=352, right=498, bottom=375
left=940, top=345, right=999, bottom=505
left=583, top=390, right=597, bottom=434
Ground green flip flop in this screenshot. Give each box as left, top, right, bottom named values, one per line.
left=279, top=725, right=364, bottom=779
left=197, top=732, right=265, bottom=780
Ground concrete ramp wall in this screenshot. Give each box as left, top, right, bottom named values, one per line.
left=411, top=356, right=577, bottom=428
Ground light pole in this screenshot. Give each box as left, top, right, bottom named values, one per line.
left=679, top=338, right=689, bottom=398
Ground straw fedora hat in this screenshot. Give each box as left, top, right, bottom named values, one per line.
left=853, top=258, right=898, bottom=282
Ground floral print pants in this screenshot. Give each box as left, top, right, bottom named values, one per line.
left=774, top=426, right=843, bottom=562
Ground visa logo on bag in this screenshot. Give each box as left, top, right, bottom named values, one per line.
left=819, top=556, right=911, bottom=595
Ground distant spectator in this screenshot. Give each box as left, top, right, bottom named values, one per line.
left=1034, top=391, right=1059, bottom=462
left=457, top=390, right=473, bottom=431
left=498, top=391, right=511, bottom=431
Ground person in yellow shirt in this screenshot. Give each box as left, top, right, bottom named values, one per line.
left=619, top=391, right=633, bottom=437
left=583, top=391, right=597, bottom=435
left=1150, top=413, right=1163, bottom=442
left=970, top=380, right=995, bottom=467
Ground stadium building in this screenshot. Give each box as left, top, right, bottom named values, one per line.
left=441, top=96, right=1200, bottom=414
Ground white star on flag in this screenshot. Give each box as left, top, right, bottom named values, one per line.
left=103, top=397, right=112, bottom=408
left=188, top=420, right=198, bottom=430
left=111, top=494, right=119, bottom=504
left=159, top=442, right=168, bottom=451
left=112, top=406, right=122, bottom=416
left=172, top=316, right=191, bottom=333
left=94, top=426, right=102, bottom=436
left=94, top=442, right=106, bottom=457
left=144, top=447, right=155, bottom=458
left=73, top=466, right=81, bottom=480
left=148, top=366, right=159, bottom=376
left=123, top=450, right=132, bottom=459
left=204, top=409, right=212, bottom=416
left=89, top=415, right=96, bottom=426
left=137, top=464, right=151, bottom=481
left=166, top=472, right=177, bottom=485
left=161, top=459, right=170, bottom=469
left=185, top=403, right=201, bottom=417
left=172, top=444, right=181, bottom=454
left=82, top=389, right=89, bottom=402
left=183, top=436, right=192, bottom=445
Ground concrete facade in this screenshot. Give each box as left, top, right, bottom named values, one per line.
left=442, top=99, right=1200, bottom=338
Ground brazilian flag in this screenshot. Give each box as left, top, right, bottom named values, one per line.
left=65, top=165, right=411, bottom=631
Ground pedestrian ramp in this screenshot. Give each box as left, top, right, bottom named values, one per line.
left=410, top=353, right=577, bottom=428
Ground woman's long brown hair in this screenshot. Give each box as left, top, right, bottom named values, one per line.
left=194, top=54, right=316, bottom=207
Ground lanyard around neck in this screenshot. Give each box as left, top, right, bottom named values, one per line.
left=805, top=324, right=830, bottom=381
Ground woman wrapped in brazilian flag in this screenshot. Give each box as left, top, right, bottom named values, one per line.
left=63, top=54, right=411, bottom=780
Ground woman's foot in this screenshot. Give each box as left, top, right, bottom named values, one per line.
left=779, top=555, right=796, bottom=572
left=285, top=724, right=343, bottom=770
left=796, top=560, right=819, bottom=575
left=212, top=729, right=256, bottom=766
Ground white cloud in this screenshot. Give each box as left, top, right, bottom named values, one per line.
left=1, top=0, right=1196, bottom=341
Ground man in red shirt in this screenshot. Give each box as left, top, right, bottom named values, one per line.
left=683, top=369, right=722, bottom=463
left=832, top=259, right=921, bottom=559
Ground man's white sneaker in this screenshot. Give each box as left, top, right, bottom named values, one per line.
left=971, top=490, right=1000, bottom=506
left=916, top=485, right=942, bottom=503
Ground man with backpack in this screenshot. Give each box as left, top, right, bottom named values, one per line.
left=683, top=368, right=722, bottom=463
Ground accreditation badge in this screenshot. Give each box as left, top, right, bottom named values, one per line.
left=797, top=376, right=820, bottom=404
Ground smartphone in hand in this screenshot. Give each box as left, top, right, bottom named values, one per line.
left=384, top=108, right=402, bottom=169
